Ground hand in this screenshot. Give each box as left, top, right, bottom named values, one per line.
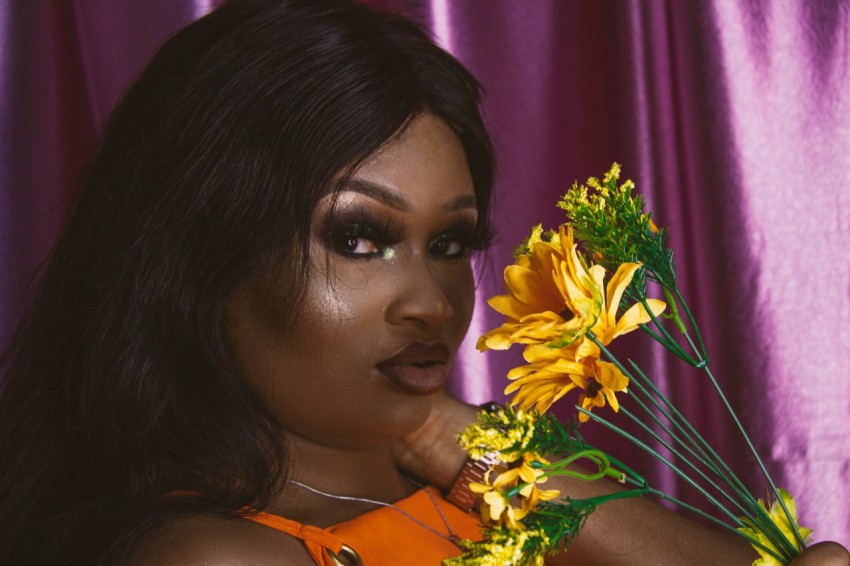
left=789, top=541, right=850, bottom=565
left=392, top=390, right=478, bottom=490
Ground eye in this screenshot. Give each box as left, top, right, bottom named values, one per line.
left=325, top=212, right=403, bottom=260
left=337, top=235, right=382, bottom=256
left=429, top=235, right=469, bottom=259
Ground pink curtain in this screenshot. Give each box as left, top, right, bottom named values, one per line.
left=2, top=0, right=848, bottom=546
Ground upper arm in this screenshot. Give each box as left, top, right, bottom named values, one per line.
left=122, top=514, right=314, bottom=566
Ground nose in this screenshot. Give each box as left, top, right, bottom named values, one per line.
left=384, top=258, right=454, bottom=328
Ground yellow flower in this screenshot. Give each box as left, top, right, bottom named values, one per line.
left=477, top=226, right=602, bottom=352
left=457, top=407, right=536, bottom=463
left=505, top=344, right=591, bottom=413
left=576, top=360, right=629, bottom=420
left=506, top=346, right=628, bottom=421
left=444, top=527, right=549, bottom=566
left=479, top=218, right=665, bottom=419
left=576, top=261, right=666, bottom=360
left=513, top=454, right=560, bottom=512
left=469, top=468, right=528, bottom=529
left=738, top=489, right=812, bottom=565
left=504, top=261, right=665, bottom=420
left=469, top=453, right=560, bottom=530
left=602, top=162, right=621, bottom=184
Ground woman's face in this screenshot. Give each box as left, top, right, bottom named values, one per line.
left=225, top=114, right=478, bottom=449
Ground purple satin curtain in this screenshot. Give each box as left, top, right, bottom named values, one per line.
left=2, top=0, right=848, bottom=547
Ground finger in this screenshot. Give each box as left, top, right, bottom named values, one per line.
left=789, top=541, right=850, bottom=566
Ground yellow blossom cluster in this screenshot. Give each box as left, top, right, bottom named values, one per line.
left=478, top=225, right=665, bottom=421
left=737, top=489, right=812, bottom=566
left=469, top=453, right=560, bottom=529
left=444, top=527, right=549, bottom=566
left=558, top=163, right=665, bottom=282
left=456, top=406, right=536, bottom=462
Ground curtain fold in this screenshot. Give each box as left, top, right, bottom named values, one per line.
left=2, top=0, right=847, bottom=546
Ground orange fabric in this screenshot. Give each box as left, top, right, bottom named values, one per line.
left=245, top=486, right=484, bottom=565
left=246, top=512, right=346, bottom=560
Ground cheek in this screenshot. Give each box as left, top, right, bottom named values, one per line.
left=442, top=264, right=476, bottom=333
left=305, top=265, right=382, bottom=332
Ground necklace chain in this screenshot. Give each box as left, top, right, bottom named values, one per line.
left=286, top=479, right=461, bottom=545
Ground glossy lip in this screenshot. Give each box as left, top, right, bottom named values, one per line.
left=376, top=341, right=451, bottom=396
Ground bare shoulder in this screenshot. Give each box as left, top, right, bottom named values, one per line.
left=123, top=513, right=314, bottom=565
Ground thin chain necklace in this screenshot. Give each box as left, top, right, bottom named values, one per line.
left=286, top=479, right=461, bottom=545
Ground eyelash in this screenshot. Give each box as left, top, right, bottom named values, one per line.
left=325, top=212, right=482, bottom=261
left=429, top=230, right=475, bottom=260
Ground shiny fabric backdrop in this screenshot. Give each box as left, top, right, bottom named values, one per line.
left=2, top=0, right=848, bottom=547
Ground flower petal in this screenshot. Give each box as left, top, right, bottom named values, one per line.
left=612, top=298, right=666, bottom=339
left=605, top=262, right=641, bottom=322
left=503, top=265, right=563, bottom=315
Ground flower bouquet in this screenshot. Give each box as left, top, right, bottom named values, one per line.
left=445, top=164, right=810, bottom=566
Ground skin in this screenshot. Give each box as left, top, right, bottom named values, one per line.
left=224, top=112, right=479, bottom=528
left=400, top=398, right=850, bottom=565
left=129, top=113, right=479, bottom=564
left=127, top=114, right=850, bottom=565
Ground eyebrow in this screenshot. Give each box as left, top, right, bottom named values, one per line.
left=340, top=179, right=477, bottom=213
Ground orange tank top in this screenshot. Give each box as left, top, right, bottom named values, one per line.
left=244, top=486, right=484, bottom=565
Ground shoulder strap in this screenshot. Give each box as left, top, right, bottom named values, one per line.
left=245, top=512, right=345, bottom=564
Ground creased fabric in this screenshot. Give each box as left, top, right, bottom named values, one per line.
left=1, top=0, right=848, bottom=546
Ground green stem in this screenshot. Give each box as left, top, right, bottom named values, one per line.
left=625, top=372, right=716, bottom=466
left=625, top=375, right=717, bottom=473
left=593, top=335, right=797, bottom=558
left=662, top=287, right=688, bottom=334
left=639, top=297, right=701, bottom=367
left=586, top=487, right=649, bottom=507
left=637, top=322, right=695, bottom=364
left=636, top=296, right=692, bottom=361
left=591, top=335, right=759, bottom=517
left=673, top=286, right=707, bottom=360
left=577, top=407, right=745, bottom=527
left=647, top=488, right=787, bottom=564
left=506, top=450, right=625, bottom=499
left=617, top=399, right=751, bottom=518
left=618, top=404, right=760, bottom=523
left=625, top=359, right=761, bottom=514
left=547, top=456, right=626, bottom=483
left=663, top=309, right=802, bottom=556
left=663, top=311, right=802, bottom=556
left=699, top=362, right=806, bottom=553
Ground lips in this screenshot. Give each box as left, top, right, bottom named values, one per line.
left=376, top=341, right=451, bottom=396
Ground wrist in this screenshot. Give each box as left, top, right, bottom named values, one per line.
left=394, top=393, right=478, bottom=490
left=444, top=401, right=507, bottom=512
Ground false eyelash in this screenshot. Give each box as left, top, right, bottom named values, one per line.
left=435, top=218, right=483, bottom=248
left=427, top=222, right=475, bottom=261
left=322, top=206, right=405, bottom=258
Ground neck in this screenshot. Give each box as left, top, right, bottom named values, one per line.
left=269, top=433, right=418, bottom=526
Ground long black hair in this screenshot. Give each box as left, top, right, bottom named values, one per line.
left=0, top=0, right=493, bottom=563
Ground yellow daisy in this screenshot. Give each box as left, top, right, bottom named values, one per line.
left=477, top=227, right=602, bottom=352
left=506, top=345, right=629, bottom=422
left=503, top=260, right=665, bottom=420
left=576, top=261, right=666, bottom=361
left=512, top=454, right=561, bottom=512
left=469, top=469, right=528, bottom=529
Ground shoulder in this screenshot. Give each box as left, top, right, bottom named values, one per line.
left=122, top=513, right=314, bottom=566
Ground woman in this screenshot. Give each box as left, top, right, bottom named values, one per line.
left=0, top=0, right=846, bottom=564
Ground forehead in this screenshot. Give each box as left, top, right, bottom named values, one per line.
left=349, top=113, right=475, bottom=207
